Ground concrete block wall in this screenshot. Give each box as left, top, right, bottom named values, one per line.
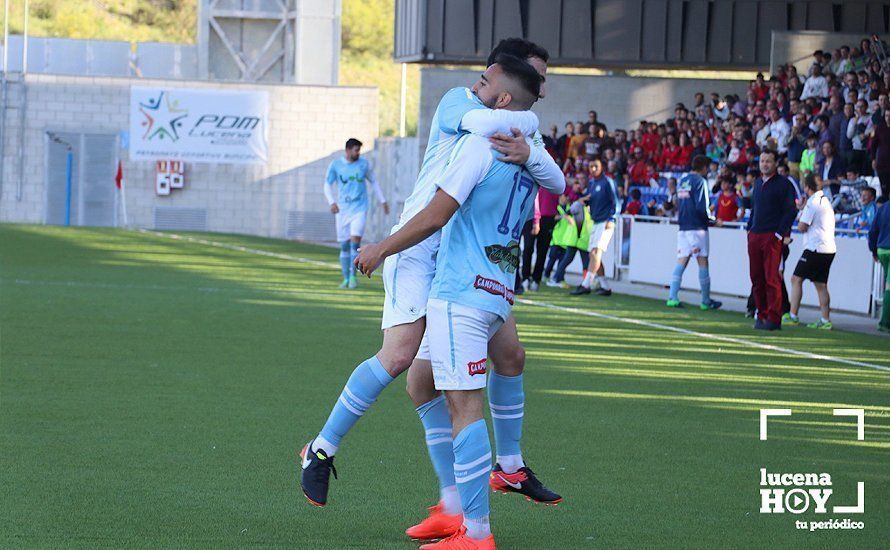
left=419, top=68, right=747, bottom=146
left=0, top=74, right=378, bottom=240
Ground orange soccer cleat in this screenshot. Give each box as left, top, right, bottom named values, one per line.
left=419, top=526, right=496, bottom=550
left=406, top=502, right=463, bottom=541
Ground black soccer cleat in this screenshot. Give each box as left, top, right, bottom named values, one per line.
left=300, top=441, right=337, bottom=506
left=569, top=285, right=591, bottom=296
left=489, top=463, right=563, bottom=505
left=594, top=288, right=612, bottom=296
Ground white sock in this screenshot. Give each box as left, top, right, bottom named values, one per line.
left=596, top=275, right=610, bottom=290
left=312, top=435, right=338, bottom=457
left=496, top=454, right=524, bottom=474
left=440, top=485, right=461, bottom=515
left=789, top=313, right=799, bottom=321
left=821, top=317, right=830, bottom=323
left=464, top=516, right=491, bottom=540
left=581, top=271, right=594, bottom=288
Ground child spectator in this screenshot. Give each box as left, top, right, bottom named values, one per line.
left=858, top=187, right=877, bottom=230
left=714, top=177, right=743, bottom=222
left=799, top=133, right=818, bottom=175
left=625, top=188, right=649, bottom=216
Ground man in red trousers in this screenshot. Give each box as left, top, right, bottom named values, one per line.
left=746, top=149, right=798, bottom=331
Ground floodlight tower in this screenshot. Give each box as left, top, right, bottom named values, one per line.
left=198, top=0, right=341, bottom=85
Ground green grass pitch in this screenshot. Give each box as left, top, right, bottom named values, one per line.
left=1, top=224, right=888, bottom=548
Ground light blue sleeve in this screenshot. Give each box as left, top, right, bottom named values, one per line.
left=325, top=160, right=338, bottom=185
left=437, top=87, right=485, bottom=134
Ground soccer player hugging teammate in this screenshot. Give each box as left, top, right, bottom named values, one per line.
left=300, top=38, right=565, bottom=549
left=324, top=138, right=390, bottom=289
left=353, top=53, right=563, bottom=549
left=666, top=155, right=723, bottom=310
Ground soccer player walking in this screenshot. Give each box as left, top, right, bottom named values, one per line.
left=784, top=174, right=836, bottom=329
left=569, top=156, right=620, bottom=296
left=324, top=138, right=389, bottom=289
left=666, top=155, right=723, bottom=310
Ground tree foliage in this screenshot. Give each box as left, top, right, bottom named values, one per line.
left=2, top=0, right=416, bottom=135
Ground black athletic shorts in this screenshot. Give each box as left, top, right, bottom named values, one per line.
left=793, top=250, right=835, bottom=283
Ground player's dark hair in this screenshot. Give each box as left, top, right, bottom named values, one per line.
left=493, top=53, right=544, bottom=102
left=803, top=173, right=818, bottom=192
left=863, top=186, right=877, bottom=198
left=487, top=38, right=549, bottom=67
left=345, top=138, right=362, bottom=149
left=691, top=155, right=710, bottom=172
left=630, top=188, right=642, bottom=200
left=760, top=148, right=778, bottom=161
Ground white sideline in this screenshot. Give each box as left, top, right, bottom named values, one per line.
left=142, top=230, right=889, bottom=373
left=518, top=298, right=890, bottom=373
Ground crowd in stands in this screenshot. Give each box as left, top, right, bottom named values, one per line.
left=539, top=38, right=890, bottom=233
left=519, top=38, right=889, bottom=332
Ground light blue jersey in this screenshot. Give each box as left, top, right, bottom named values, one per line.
left=398, top=88, right=487, bottom=225
left=325, top=157, right=374, bottom=216
left=429, top=134, right=539, bottom=320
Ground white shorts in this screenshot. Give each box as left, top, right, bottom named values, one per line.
left=677, top=229, right=709, bottom=258
left=588, top=221, right=615, bottom=253
left=426, top=298, right=504, bottom=391
left=335, top=210, right=366, bottom=242
left=381, top=231, right=440, bottom=330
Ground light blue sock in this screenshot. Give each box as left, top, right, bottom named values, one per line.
left=317, top=356, right=393, bottom=454
left=488, top=372, right=523, bottom=470
left=349, top=241, right=360, bottom=277
left=338, top=241, right=351, bottom=280
left=453, top=419, right=492, bottom=522
left=669, top=263, right=685, bottom=301
left=699, top=266, right=711, bottom=305
left=417, top=395, right=457, bottom=493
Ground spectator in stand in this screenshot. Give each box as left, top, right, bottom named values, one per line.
left=627, top=147, right=654, bottom=191
left=816, top=141, right=845, bottom=197
left=768, top=108, right=791, bottom=154
left=868, top=199, right=890, bottom=332
left=787, top=113, right=812, bottom=179
left=847, top=99, right=872, bottom=175
left=706, top=135, right=727, bottom=164
left=857, top=187, right=877, bottom=231
left=801, top=64, right=829, bottom=101
left=519, top=185, right=562, bottom=292
left=752, top=73, right=770, bottom=101
left=624, top=188, right=649, bottom=216
left=543, top=124, right=558, bottom=153
left=675, top=133, right=694, bottom=171
left=812, top=115, right=832, bottom=162
left=666, top=155, right=722, bottom=310
left=556, top=122, right=575, bottom=165
left=826, top=95, right=846, bottom=147
left=714, top=176, right=743, bottom=222
left=784, top=174, right=836, bottom=329
left=800, top=133, right=818, bottom=175
left=870, top=108, right=890, bottom=200
left=652, top=177, right=678, bottom=217
left=570, top=156, right=620, bottom=297
left=747, top=150, right=798, bottom=331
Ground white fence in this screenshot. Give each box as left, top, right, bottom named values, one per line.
left=619, top=216, right=881, bottom=315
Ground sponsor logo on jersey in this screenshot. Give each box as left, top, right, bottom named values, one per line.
left=467, top=358, right=487, bottom=376
left=473, top=275, right=515, bottom=305
left=484, top=241, right=520, bottom=273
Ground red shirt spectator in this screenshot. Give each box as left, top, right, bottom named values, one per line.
left=716, top=190, right=740, bottom=222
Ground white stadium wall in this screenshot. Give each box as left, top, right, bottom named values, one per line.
left=0, top=74, right=378, bottom=240
left=628, top=222, right=876, bottom=315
